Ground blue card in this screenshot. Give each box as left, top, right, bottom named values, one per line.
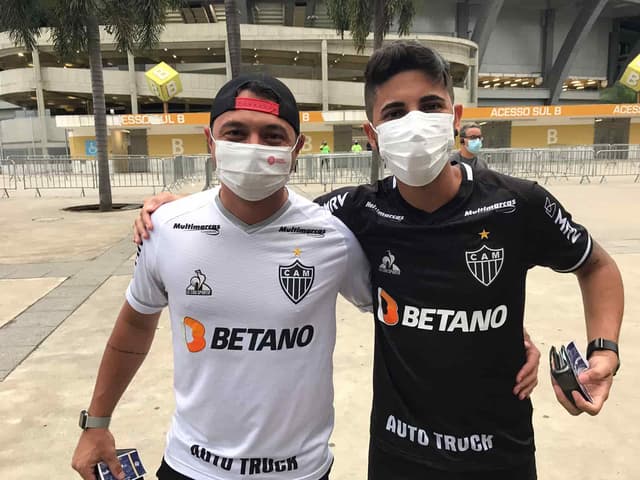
left=565, top=341, right=593, bottom=402
left=96, top=449, right=146, bottom=480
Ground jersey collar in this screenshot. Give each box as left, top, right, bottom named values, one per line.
left=214, top=189, right=292, bottom=234
left=388, top=164, right=474, bottom=222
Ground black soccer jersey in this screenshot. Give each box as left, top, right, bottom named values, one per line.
left=316, top=164, right=592, bottom=472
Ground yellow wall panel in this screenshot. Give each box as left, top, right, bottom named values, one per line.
left=628, top=123, right=640, bottom=144
left=69, top=131, right=337, bottom=157
left=147, top=134, right=208, bottom=156
left=300, top=131, right=335, bottom=155
left=511, top=125, right=595, bottom=147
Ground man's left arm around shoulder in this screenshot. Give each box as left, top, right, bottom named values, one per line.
left=556, top=241, right=624, bottom=416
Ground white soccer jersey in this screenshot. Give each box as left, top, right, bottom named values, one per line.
left=126, top=187, right=372, bottom=480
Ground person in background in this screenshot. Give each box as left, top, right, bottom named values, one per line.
left=320, top=140, right=331, bottom=169
left=450, top=123, right=489, bottom=169
left=351, top=140, right=363, bottom=152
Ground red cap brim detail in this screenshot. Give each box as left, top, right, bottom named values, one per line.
left=235, top=97, right=280, bottom=116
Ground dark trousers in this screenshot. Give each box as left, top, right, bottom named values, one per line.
left=368, top=442, right=537, bottom=480
left=157, top=458, right=331, bottom=479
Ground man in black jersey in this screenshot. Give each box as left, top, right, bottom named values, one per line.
left=131, top=42, right=622, bottom=479
left=315, top=42, right=623, bottom=480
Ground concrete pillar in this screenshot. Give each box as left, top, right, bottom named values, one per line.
left=225, top=40, right=232, bottom=81
left=0, top=121, right=4, bottom=158
left=608, top=21, right=620, bottom=85
left=321, top=39, right=329, bottom=111
left=541, top=9, right=555, bottom=80
left=544, top=0, right=608, bottom=104
left=471, top=0, right=504, bottom=67
left=127, top=50, right=139, bottom=114
left=470, top=47, right=479, bottom=105
left=304, top=0, right=317, bottom=26
left=284, top=0, right=295, bottom=26
left=237, top=0, right=251, bottom=23
left=31, top=48, right=49, bottom=155
left=456, top=1, right=470, bottom=39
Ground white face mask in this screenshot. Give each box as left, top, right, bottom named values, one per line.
left=213, top=137, right=296, bottom=201
left=374, top=111, right=455, bottom=187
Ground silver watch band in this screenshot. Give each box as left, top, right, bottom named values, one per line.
left=79, top=410, right=111, bottom=429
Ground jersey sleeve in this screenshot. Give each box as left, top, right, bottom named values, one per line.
left=331, top=217, right=373, bottom=312
left=523, top=183, right=593, bottom=272
left=125, top=231, right=168, bottom=314
left=314, top=186, right=362, bottom=233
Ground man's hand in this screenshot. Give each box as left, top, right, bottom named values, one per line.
left=133, top=192, right=181, bottom=244
left=551, top=350, right=617, bottom=416
left=513, top=333, right=540, bottom=400
left=71, top=429, right=124, bottom=480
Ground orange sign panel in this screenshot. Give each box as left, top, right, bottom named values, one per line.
left=114, top=111, right=325, bottom=126
left=463, top=104, right=640, bottom=120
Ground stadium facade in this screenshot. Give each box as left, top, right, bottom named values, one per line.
left=1, top=0, right=639, bottom=155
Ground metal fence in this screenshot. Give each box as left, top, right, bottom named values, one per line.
left=479, top=145, right=640, bottom=184
left=2, top=146, right=639, bottom=198
left=0, top=158, right=18, bottom=197
left=4, top=154, right=209, bottom=196
left=291, top=152, right=376, bottom=190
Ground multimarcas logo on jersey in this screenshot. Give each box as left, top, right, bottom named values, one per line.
left=173, top=222, right=220, bottom=236
left=376, top=288, right=508, bottom=333
left=278, top=225, right=326, bottom=238
left=464, top=199, right=516, bottom=217
left=279, top=259, right=315, bottom=304
left=465, top=245, right=504, bottom=286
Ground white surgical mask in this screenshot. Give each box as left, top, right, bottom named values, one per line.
left=213, top=137, right=296, bottom=201
left=374, top=111, right=454, bottom=186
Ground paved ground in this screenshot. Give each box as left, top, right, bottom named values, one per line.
left=0, top=178, right=638, bottom=480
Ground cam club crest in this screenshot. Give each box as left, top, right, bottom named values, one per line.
left=279, top=259, right=315, bottom=304
left=465, top=245, right=504, bottom=287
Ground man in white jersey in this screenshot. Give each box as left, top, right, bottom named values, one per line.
left=71, top=74, right=373, bottom=480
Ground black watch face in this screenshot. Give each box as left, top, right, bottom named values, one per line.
left=79, top=410, right=88, bottom=428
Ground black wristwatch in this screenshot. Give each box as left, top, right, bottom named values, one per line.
left=586, top=338, right=620, bottom=376
left=78, top=410, right=111, bottom=430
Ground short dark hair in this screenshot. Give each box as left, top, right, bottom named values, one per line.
left=364, top=41, right=454, bottom=121
left=460, top=123, right=482, bottom=138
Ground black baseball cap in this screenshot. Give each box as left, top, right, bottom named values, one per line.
left=210, top=73, right=300, bottom=135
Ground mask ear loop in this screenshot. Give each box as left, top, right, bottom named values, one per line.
left=290, top=134, right=301, bottom=153
left=288, top=135, right=302, bottom=173
left=368, top=122, right=386, bottom=168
